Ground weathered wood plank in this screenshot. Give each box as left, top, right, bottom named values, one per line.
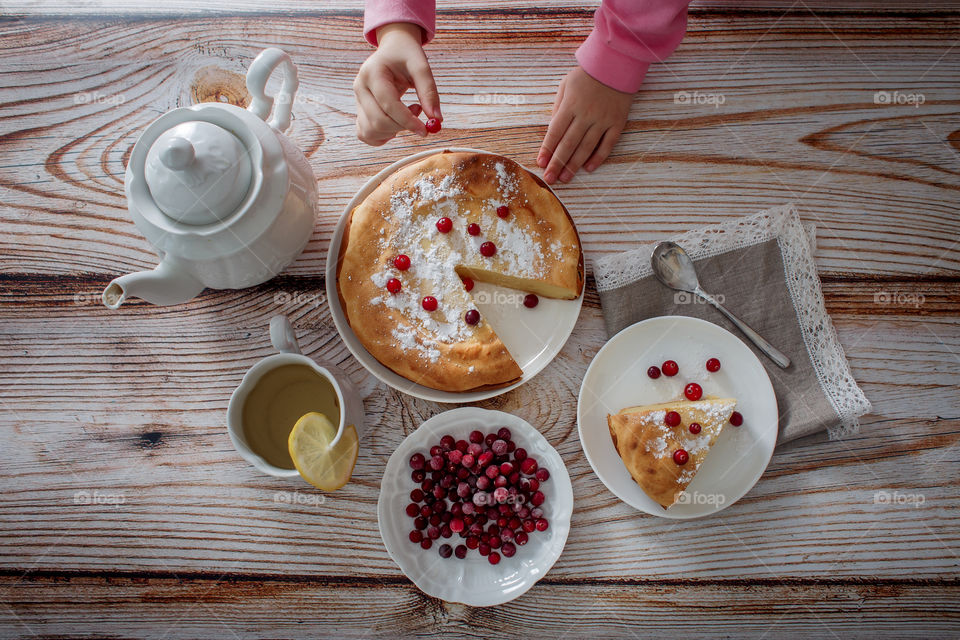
left=0, top=14, right=957, bottom=279
left=1, top=574, right=957, bottom=639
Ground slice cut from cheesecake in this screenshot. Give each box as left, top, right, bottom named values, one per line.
left=607, top=397, right=736, bottom=508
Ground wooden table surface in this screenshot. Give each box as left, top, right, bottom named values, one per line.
left=1, top=1, right=958, bottom=637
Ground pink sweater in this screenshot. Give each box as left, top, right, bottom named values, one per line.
left=364, top=0, right=690, bottom=93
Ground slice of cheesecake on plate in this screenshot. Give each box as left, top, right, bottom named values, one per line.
left=607, top=397, right=736, bottom=508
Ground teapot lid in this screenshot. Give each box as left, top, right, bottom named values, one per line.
left=144, top=120, right=253, bottom=226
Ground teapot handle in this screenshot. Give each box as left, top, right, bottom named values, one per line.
left=246, top=48, right=299, bottom=133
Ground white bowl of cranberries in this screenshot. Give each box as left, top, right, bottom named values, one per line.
left=378, top=407, right=573, bottom=606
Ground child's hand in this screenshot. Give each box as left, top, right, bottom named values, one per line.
left=353, top=22, right=442, bottom=146
left=537, top=66, right=633, bottom=184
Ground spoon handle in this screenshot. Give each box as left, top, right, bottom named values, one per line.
left=695, top=287, right=791, bottom=369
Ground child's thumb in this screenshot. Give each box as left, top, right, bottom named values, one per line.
left=410, top=62, right=442, bottom=121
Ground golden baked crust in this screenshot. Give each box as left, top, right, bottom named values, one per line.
left=337, top=151, right=583, bottom=392
left=607, top=398, right=736, bottom=508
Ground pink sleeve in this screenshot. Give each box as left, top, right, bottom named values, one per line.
left=575, top=0, right=690, bottom=93
left=364, top=0, right=437, bottom=46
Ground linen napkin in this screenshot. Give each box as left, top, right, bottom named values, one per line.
left=592, top=205, right=872, bottom=442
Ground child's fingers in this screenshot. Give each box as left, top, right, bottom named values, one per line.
left=538, top=111, right=574, bottom=171
left=559, top=125, right=603, bottom=183
left=583, top=126, right=623, bottom=172
left=356, top=88, right=402, bottom=145
left=409, top=61, right=442, bottom=121
left=368, top=83, right=427, bottom=136
left=544, top=118, right=588, bottom=184
left=538, top=78, right=567, bottom=167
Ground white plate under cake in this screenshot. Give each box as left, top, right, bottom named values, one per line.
left=336, top=151, right=583, bottom=393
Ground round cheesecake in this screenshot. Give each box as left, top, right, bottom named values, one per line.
left=336, top=151, right=583, bottom=392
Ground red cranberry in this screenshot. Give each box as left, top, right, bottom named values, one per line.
left=411, top=469, right=425, bottom=482
left=525, top=478, right=540, bottom=493
left=478, top=451, right=494, bottom=467
left=684, top=383, right=703, bottom=401
left=393, top=254, right=411, bottom=271
left=464, top=309, right=480, bottom=325
left=730, top=411, right=743, bottom=426
left=496, top=205, right=509, bottom=218
left=456, top=439, right=468, bottom=452
left=535, top=468, right=549, bottom=482
left=386, top=278, right=402, bottom=294
left=501, top=541, right=516, bottom=558
left=489, top=535, right=502, bottom=550
left=425, top=117, right=441, bottom=133
left=497, top=427, right=511, bottom=440
left=706, top=357, right=721, bottom=372
left=485, top=465, right=500, bottom=479
left=440, top=434, right=455, bottom=450
left=478, top=543, right=490, bottom=556
left=484, top=433, right=497, bottom=446
left=461, top=276, right=474, bottom=292
left=461, top=453, right=475, bottom=468
left=438, top=543, right=452, bottom=558
left=429, top=455, right=444, bottom=470
left=430, top=445, right=443, bottom=457
left=447, top=449, right=463, bottom=465
left=523, top=293, right=539, bottom=308
left=419, top=504, right=432, bottom=518
left=469, top=430, right=483, bottom=444
left=522, top=519, right=535, bottom=533
left=515, top=531, right=529, bottom=545
left=520, top=458, right=538, bottom=475
left=455, top=545, right=467, bottom=559
left=409, top=530, right=424, bottom=544
left=466, top=536, right=480, bottom=550
left=414, top=516, right=427, bottom=530
left=420, top=538, right=432, bottom=550
left=535, top=518, right=549, bottom=532
left=476, top=476, right=490, bottom=491
left=410, top=488, right=424, bottom=502
left=647, top=366, right=661, bottom=379
left=488, top=551, right=501, bottom=565
left=409, top=453, right=425, bottom=470
left=500, top=461, right=514, bottom=475
left=467, top=223, right=481, bottom=236
left=440, top=524, right=452, bottom=538
left=480, top=241, right=496, bottom=257
left=513, top=448, right=527, bottom=462
left=491, top=439, right=508, bottom=455
left=688, top=422, right=702, bottom=434
left=664, top=411, right=681, bottom=427
left=422, top=296, right=438, bottom=312
left=531, top=491, right=545, bottom=507
left=405, top=503, right=419, bottom=517
left=673, top=449, right=689, bottom=465
left=436, top=217, right=452, bottom=233
left=662, top=360, right=679, bottom=376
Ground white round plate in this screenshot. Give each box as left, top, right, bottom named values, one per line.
left=325, top=147, right=584, bottom=403
left=577, top=316, right=778, bottom=519
left=378, top=407, right=573, bottom=607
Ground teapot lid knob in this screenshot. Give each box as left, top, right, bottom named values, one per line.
left=159, top=137, right=195, bottom=171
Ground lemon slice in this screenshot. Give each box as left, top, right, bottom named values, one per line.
left=288, top=412, right=359, bottom=491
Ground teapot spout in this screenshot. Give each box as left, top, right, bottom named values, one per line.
left=102, top=256, right=205, bottom=309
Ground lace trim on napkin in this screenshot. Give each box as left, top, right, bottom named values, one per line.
left=592, top=204, right=872, bottom=439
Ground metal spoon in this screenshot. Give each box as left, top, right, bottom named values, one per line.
left=651, top=241, right=791, bottom=369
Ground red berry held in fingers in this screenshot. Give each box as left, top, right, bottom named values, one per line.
left=706, top=357, right=721, bottom=372
left=684, top=383, right=703, bottom=401
left=386, top=278, right=402, bottom=294
left=464, top=309, right=480, bottom=325
left=662, top=360, right=679, bottom=376
left=647, top=366, right=661, bottom=379
left=480, top=241, right=496, bottom=257
left=673, top=449, right=689, bottom=465
left=393, top=254, right=411, bottom=271
left=730, top=411, right=744, bottom=426
left=425, top=117, right=441, bottom=133
left=461, top=276, right=474, bottom=292
left=688, top=422, right=702, bottom=434
left=436, top=217, right=452, bottom=233
left=664, top=411, right=681, bottom=427
left=422, top=296, right=438, bottom=312
left=523, top=293, right=539, bottom=308
left=496, top=205, right=510, bottom=218
left=467, top=223, right=481, bottom=236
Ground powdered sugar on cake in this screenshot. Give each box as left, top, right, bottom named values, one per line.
left=366, top=160, right=558, bottom=362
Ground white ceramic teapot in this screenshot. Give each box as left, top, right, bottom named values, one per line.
left=102, top=48, right=318, bottom=309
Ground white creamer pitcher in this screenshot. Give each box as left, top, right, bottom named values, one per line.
left=103, top=48, right=317, bottom=308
